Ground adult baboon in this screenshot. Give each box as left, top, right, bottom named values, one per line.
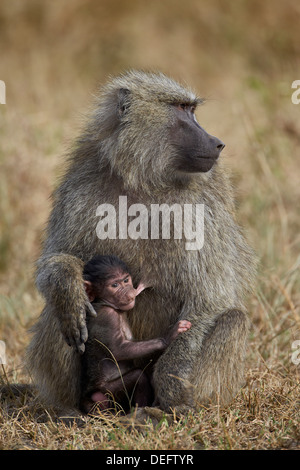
left=26, top=70, right=256, bottom=412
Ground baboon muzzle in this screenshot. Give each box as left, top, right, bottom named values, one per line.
left=116, top=285, right=136, bottom=306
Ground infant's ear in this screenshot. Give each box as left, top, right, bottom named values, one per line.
left=83, top=280, right=95, bottom=302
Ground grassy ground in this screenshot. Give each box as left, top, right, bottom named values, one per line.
left=0, top=0, right=299, bottom=450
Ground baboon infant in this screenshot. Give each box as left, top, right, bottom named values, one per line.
left=80, top=255, right=191, bottom=413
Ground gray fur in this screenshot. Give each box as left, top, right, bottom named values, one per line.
left=26, top=70, right=256, bottom=411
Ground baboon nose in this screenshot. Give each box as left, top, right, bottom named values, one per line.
left=216, top=141, right=225, bottom=152
left=210, top=136, right=225, bottom=157
left=125, top=294, right=135, bottom=303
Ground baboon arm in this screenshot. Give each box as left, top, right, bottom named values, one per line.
left=96, top=308, right=167, bottom=361
left=36, top=253, right=96, bottom=353
left=153, top=309, right=250, bottom=410
left=113, top=338, right=167, bottom=361
left=152, top=309, right=214, bottom=407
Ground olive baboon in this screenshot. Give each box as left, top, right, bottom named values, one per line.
left=26, top=70, right=256, bottom=412
left=80, top=254, right=191, bottom=413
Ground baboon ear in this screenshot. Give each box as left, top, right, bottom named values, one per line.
left=83, top=280, right=95, bottom=302
left=117, top=88, right=131, bottom=117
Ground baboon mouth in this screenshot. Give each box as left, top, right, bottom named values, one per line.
left=197, top=155, right=219, bottom=161
left=197, top=157, right=218, bottom=172
left=177, top=155, right=218, bottom=173
left=120, top=300, right=135, bottom=307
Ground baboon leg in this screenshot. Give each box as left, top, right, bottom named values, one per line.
left=26, top=305, right=82, bottom=409
left=82, top=369, right=153, bottom=413
left=81, top=392, right=110, bottom=413
left=131, top=371, right=154, bottom=408
left=192, top=309, right=250, bottom=407
left=153, top=309, right=250, bottom=411
left=105, top=369, right=153, bottom=409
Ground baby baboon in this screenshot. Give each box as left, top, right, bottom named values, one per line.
left=26, top=70, right=256, bottom=412
left=80, top=254, right=191, bottom=413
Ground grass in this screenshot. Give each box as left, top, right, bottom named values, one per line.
left=0, top=0, right=300, bottom=450
left=0, top=367, right=299, bottom=450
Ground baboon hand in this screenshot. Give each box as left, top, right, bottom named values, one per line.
left=86, top=301, right=97, bottom=318
left=176, top=320, right=192, bottom=334
left=62, top=298, right=97, bottom=354
left=164, top=320, right=192, bottom=345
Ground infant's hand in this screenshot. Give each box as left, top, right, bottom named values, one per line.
left=176, top=320, right=192, bottom=333
left=164, top=320, right=192, bottom=345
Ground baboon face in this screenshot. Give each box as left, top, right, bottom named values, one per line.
left=169, top=104, right=225, bottom=173
left=97, top=271, right=136, bottom=311
left=100, top=71, right=225, bottom=185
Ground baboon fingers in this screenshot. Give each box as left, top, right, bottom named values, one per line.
left=63, top=329, right=85, bottom=353
left=61, top=315, right=88, bottom=353
left=72, top=316, right=89, bottom=353
left=86, top=301, right=97, bottom=318
left=70, top=330, right=86, bottom=354
left=76, top=341, right=86, bottom=355
left=79, top=323, right=88, bottom=346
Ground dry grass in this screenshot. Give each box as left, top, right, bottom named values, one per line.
left=0, top=0, right=299, bottom=450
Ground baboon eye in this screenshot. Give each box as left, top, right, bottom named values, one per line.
left=177, top=103, right=196, bottom=113
left=111, top=282, right=118, bottom=288
left=178, top=103, right=187, bottom=111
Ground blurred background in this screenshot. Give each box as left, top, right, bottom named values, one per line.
left=0, top=0, right=299, bottom=374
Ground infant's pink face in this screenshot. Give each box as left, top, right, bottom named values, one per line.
left=100, top=271, right=136, bottom=311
